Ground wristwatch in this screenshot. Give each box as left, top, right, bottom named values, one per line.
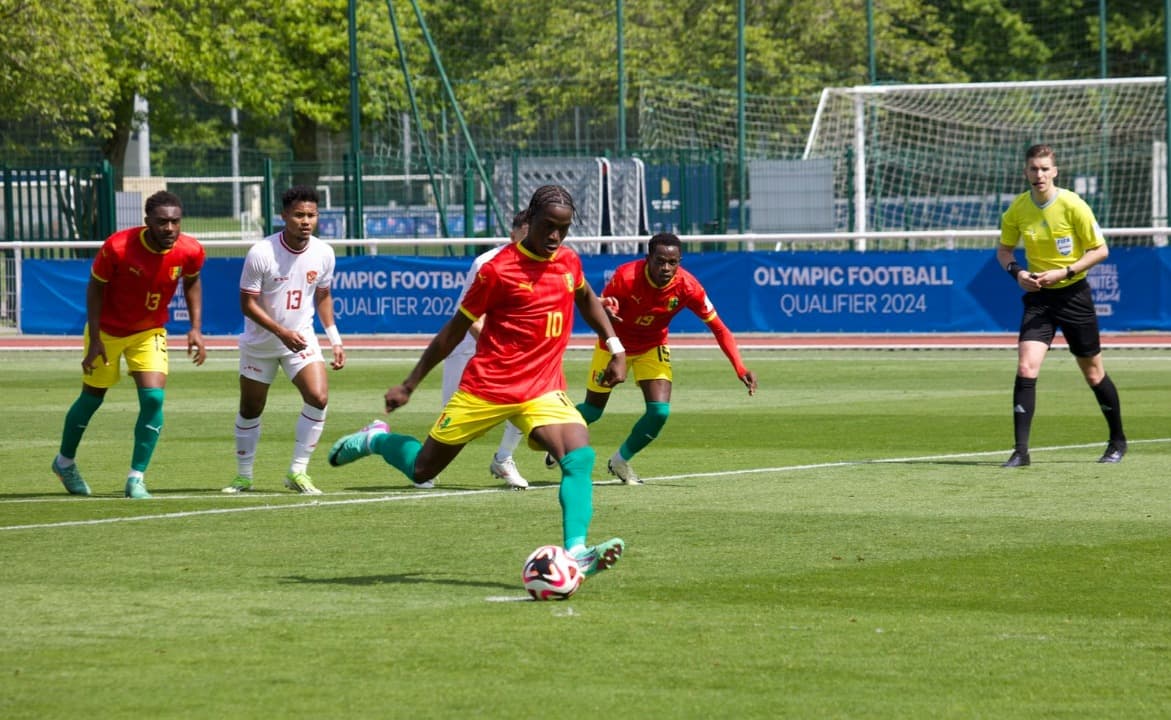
left=1065, top=266, right=1076, bottom=279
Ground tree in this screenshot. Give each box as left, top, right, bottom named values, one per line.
left=0, top=0, right=118, bottom=151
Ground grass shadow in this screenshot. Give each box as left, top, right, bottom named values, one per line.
left=282, top=572, right=515, bottom=591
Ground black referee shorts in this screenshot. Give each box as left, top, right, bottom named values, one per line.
left=1018, top=279, right=1101, bottom=357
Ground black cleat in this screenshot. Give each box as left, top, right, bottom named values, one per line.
left=1098, top=441, right=1127, bottom=464
left=1001, top=450, right=1030, bottom=468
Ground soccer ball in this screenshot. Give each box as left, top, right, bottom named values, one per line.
left=522, top=545, right=582, bottom=601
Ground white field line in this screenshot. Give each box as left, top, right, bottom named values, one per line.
left=3, top=438, right=1168, bottom=532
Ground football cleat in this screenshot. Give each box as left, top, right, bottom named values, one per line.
left=607, top=451, right=643, bottom=484
left=328, top=419, right=389, bottom=467
left=284, top=471, right=323, bottom=495
left=571, top=538, right=625, bottom=577
left=124, top=478, right=152, bottom=499
left=1098, top=441, right=1127, bottom=464
left=222, top=476, right=253, bottom=494
left=543, top=452, right=558, bottom=470
left=490, top=456, right=529, bottom=489
left=1000, top=450, right=1031, bottom=468
left=52, top=458, right=91, bottom=496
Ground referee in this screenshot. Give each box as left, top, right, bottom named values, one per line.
left=995, top=144, right=1127, bottom=467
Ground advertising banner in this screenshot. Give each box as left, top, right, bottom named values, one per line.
left=19, top=247, right=1171, bottom=335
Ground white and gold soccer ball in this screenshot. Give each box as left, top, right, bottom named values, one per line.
left=522, top=545, right=582, bottom=601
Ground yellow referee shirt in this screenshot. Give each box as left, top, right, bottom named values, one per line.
left=999, top=188, right=1104, bottom=288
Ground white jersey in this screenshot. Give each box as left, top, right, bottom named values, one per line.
left=450, top=244, right=508, bottom=359
left=442, top=244, right=509, bottom=403
left=239, top=231, right=336, bottom=356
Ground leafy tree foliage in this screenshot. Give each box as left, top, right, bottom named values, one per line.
left=1, top=0, right=1164, bottom=169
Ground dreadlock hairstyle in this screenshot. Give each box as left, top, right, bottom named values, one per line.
left=521, top=185, right=576, bottom=225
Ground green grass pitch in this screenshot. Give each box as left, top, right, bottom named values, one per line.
left=2, top=347, right=1170, bottom=718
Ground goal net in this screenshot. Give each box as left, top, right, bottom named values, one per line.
left=640, top=77, right=1167, bottom=240
left=806, top=78, right=1167, bottom=235
left=639, top=81, right=819, bottom=160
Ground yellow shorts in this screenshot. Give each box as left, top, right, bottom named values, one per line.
left=430, top=389, right=584, bottom=448
left=585, top=344, right=672, bottom=394
left=83, top=327, right=168, bottom=388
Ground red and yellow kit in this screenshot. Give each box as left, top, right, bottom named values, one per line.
left=90, top=227, right=205, bottom=336
left=601, top=259, right=715, bottom=355
left=458, top=242, right=584, bottom=404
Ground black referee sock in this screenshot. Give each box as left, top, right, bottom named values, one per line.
left=1012, top=375, right=1037, bottom=452
left=1091, top=374, right=1126, bottom=443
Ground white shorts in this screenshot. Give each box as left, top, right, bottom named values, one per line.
left=239, top=336, right=324, bottom=384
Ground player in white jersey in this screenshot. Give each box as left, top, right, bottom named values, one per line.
left=440, top=212, right=530, bottom=489
left=224, top=186, right=346, bottom=495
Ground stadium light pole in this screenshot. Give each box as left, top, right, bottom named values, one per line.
left=617, top=0, right=626, bottom=154
left=348, top=0, right=364, bottom=240
left=1098, top=0, right=1110, bottom=225
left=736, top=0, right=746, bottom=235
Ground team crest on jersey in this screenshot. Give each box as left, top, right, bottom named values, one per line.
left=563, top=273, right=574, bottom=292
left=306, top=270, right=319, bottom=284
left=436, top=413, right=452, bottom=430
left=170, top=267, right=181, bottom=280
left=668, top=297, right=679, bottom=310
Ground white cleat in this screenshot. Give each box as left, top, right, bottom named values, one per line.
left=489, top=456, right=529, bottom=489
left=607, top=451, right=643, bottom=485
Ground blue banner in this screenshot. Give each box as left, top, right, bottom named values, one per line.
left=20, top=247, right=1171, bottom=335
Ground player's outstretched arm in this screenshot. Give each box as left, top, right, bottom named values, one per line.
left=740, top=370, right=758, bottom=396
left=386, top=312, right=473, bottom=412
left=707, top=316, right=754, bottom=395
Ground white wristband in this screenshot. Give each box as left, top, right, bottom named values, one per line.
left=605, top=336, right=625, bottom=354
left=325, top=325, right=342, bottom=347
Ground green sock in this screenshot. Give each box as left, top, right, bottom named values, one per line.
left=620, top=401, right=670, bottom=459
left=370, top=432, right=423, bottom=480
left=131, top=387, right=165, bottom=473
left=558, top=446, right=596, bottom=549
left=60, top=392, right=104, bottom=459
left=575, top=401, right=604, bottom=425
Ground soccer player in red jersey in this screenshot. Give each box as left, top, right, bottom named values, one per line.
left=51, top=191, right=206, bottom=499
left=567, top=232, right=757, bottom=484
left=329, top=185, right=629, bottom=578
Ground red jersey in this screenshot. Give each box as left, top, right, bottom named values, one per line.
left=601, top=259, right=716, bottom=355
left=458, top=242, right=584, bottom=403
left=90, top=227, right=205, bottom=337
